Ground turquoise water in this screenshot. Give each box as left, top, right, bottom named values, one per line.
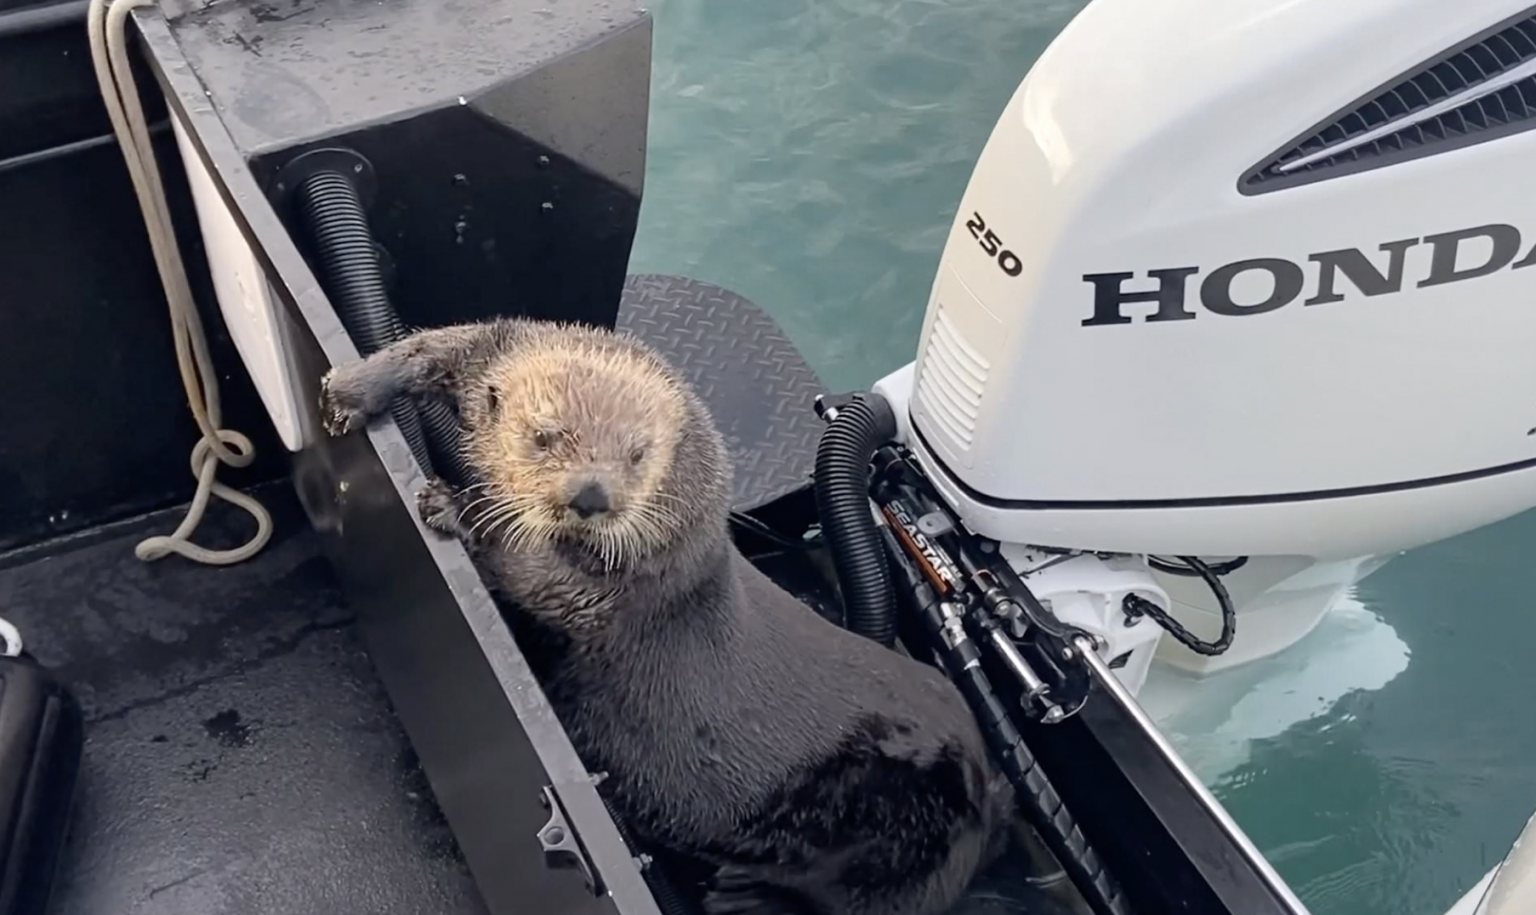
left=629, top=2, right=1536, bottom=914
left=629, top=0, right=1081, bottom=392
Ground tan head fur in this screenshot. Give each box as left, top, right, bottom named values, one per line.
left=459, top=324, right=696, bottom=570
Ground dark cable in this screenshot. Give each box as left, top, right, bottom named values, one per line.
left=1126, top=556, right=1235, bottom=656
left=1147, top=555, right=1248, bottom=577
left=728, top=511, right=819, bottom=551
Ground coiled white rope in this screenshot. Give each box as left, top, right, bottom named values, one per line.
left=86, top=0, right=272, bottom=565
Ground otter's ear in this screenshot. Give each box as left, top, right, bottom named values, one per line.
left=485, top=385, right=500, bottom=413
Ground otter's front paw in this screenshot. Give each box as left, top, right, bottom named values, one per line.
left=417, top=477, right=464, bottom=538
left=318, top=366, right=369, bottom=437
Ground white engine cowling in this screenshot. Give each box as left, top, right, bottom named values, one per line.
left=880, top=0, right=1536, bottom=559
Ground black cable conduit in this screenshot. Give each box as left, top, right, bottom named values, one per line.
left=294, top=169, right=468, bottom=483
left=813, top=393, right=899, bottom=644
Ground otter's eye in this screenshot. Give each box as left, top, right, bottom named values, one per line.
left=485, top=385, right=500, bottom=413
left=534, top=430, right=552, bottom=450
left=629, top=446, right=645, bottom=466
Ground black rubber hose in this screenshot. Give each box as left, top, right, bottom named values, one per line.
left=814, top=394, right=899, bottom=645
left=294, top=171, right=470, bottom=483
left=419, top=399, right=469, bottom=482
left=598, top=792, right=701, bottom=915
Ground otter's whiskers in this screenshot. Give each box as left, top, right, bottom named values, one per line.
left=502, top=500, right=562, bottom=553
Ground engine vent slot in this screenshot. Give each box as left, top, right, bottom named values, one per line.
left=1243, top=10, right=1536, bottom=193
left=915, top=308, right=987, bottom=449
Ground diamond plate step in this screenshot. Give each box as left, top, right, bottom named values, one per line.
left=617, top=274, right=826, bottom=512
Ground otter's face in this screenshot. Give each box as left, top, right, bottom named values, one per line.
left=466, top=343, right=690, bottom=569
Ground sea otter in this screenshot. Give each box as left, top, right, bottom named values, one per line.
left=319, top=318, right=1015, bottom=915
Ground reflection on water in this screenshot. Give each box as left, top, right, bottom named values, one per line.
left=1219, top=511, right=1536, bottom=915
left=629, top=2, right=1536, bottom=914
left=1140, top=594, right=1411, bottom=786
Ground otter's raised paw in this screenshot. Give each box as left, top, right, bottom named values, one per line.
left=417, top=477, right=465, bottom=538
left=317, top=367, right=371, bottom=437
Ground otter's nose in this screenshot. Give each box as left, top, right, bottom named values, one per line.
left=568, top=482, right=611, bottom=518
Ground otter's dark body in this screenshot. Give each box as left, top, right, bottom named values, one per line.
left=508, top=547, right=1012, bottom=915
left=319, top=318, right=1015, bottom=915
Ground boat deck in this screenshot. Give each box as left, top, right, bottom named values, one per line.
left=0, top=485, right=486, bottom=915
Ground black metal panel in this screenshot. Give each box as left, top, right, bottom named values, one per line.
left=0, top=4, right=288, bottom=552
left=156, top=0, right=648, bottom=185
left=0, top=2, right=106, bottom=159
left=255, top=100, right=644, bottom=334
left=132, top=5, right=663, bottom=914
left=0, top=0, right=82, bottom=16
left=162, top=0, right=652, bottom=332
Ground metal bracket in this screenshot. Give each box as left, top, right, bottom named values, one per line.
left=537, top=786, right=603, bottom=896
left=812, top=390, right=885, bottom=423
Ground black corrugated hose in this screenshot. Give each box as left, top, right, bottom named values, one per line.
left=813, top=393, right=899, bottom=645
left=294, top=170, right=468, bottom=483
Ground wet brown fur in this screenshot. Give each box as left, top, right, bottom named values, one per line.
left=461, top=323, right=692, bottom=573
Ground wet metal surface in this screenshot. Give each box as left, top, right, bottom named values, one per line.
left=0, top=485, right=486, bottom=915
left=159, top=0, right=649, bottom=190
